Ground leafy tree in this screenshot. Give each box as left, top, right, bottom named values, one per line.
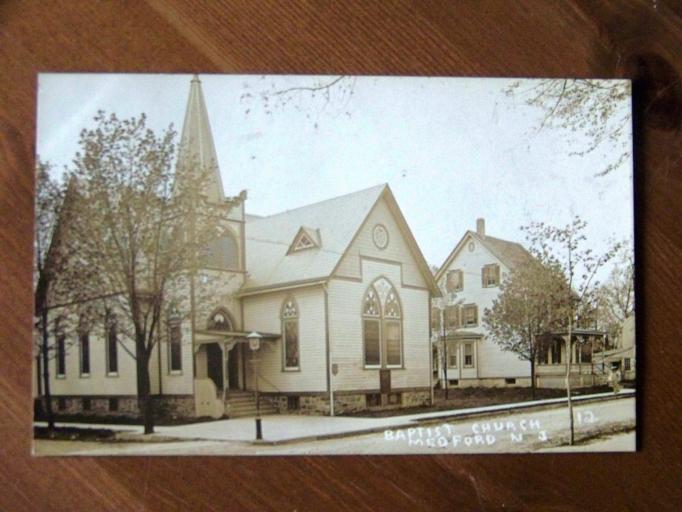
left=596, top=242, right=635, bottom=343
left=63, top=111, right=236, bottom=433
left=34, top=160, right=65, bottom=431
left=483, top=258, right=567, bottom=398
left=506, top=79, right=631, bottom=176
left=522, top=217, right=622, bottom=445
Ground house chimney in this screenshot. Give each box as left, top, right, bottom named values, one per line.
left=476, top=218, right=486, bottom=238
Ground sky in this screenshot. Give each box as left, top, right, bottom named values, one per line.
left=36, top=74, right=634, bottom=272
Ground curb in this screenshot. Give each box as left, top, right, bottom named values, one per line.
left=252, top=392, right=634, bottom=446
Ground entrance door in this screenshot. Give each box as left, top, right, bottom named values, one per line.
left=206, top=343, right=223, bottom=393
left=228, top=344, right=240, bottom=390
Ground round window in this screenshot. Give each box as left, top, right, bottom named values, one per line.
left=372, top=224, right=389, bottom=249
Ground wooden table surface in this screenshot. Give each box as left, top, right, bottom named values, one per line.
left=1, top=1, right=681, bottom=510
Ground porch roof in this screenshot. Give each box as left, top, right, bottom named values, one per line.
left=194, top=329, right=281, bottom=345
left=434, top=332, right=483, bottom=342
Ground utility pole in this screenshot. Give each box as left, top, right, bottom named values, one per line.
left=441, top=307, right=449, bottom=400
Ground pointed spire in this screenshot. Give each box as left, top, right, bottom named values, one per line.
left=175, top=75, right=225, bottom=202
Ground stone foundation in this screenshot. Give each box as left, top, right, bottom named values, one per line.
left=333, top=393, right=366, bottom=414
left=261, top=388, right=432, bottom=416
left=153, top=396, right=195, bottom=419
left=261, top=393, right=330, bottom=415
left=401, top=389, right=431, bottom=408
left=442, top=377, right=533, bottom=389
left=38, top=395, right=194, bottom=419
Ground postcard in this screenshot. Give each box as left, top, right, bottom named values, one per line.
left=33, top=74, right=635, bottom=455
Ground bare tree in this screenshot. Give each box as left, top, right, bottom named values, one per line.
left=241, top=75, right=357, bottom=129
left=483, top=258, right=567, bottom=398
left=507, top=79, right=631, bottom=176
left=522, top=217, right=621, bottom=445
left=62, top=111, right=238, bottom=433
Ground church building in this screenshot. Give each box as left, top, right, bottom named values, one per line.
left=39, top=76, right=440, bottom=419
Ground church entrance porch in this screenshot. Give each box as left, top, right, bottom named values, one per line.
left=196, top=341, right=244, bottom=393
left=194, top=339, right=245, bottom=418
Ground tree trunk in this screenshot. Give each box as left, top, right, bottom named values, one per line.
left=40, top=307, right=55, bottom=432
left=136, top=336, right=154, bottom=434
left=530, top=357, right=536, bottom=400
left=565, top=319, right=575, bottom=446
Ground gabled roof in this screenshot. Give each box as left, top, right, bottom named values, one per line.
left=244, top=184, right=440, bottom=296
left=435, top=230, right=532, bottom=282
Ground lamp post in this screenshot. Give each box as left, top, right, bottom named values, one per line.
left=436, top=291, right=457, bottom=401
left=247, top=331, right=263, bottom=441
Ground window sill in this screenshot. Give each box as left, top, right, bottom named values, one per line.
left=282, top=367, right=300, bottom=372
left=169, top=370, right=183, bottom=376
left=106, top=372, right=119, bottom=378
left=56, top=374, right=66, bottom=379
left=79, top=373, right=90, bottom=379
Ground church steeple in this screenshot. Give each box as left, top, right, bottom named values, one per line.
left=175, top=74, right=225, bottom=202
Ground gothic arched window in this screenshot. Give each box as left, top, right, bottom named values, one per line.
left=281, top=297, right=300, bottom=370
left=362, top=277, right=403, bottom=368
left=203, top=233, right=239, bottom=270
left=78, top=314, right=90, bottom=377
left=168, top=305, right=182, bottom=373
left=105, top=310, right=118, bottom=375
left=208, top=309, right=234, bottom=331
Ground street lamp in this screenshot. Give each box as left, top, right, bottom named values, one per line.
left=247, top=331, right=263, bottom=441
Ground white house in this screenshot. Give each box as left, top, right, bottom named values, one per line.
left=431, top=219, right=534, bottom=389
left=37, top=76, right=440, bottom=419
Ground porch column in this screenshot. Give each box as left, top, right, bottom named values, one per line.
left=222, top=341, right=228, bottom=401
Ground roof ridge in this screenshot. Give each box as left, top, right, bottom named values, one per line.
left=249, top=183, right=386, bottom=221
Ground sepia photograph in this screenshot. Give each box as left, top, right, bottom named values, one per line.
left=33, top=73, right=635, bottom=456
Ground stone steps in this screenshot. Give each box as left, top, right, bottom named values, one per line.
left=225, top=391, right=278, bottom=418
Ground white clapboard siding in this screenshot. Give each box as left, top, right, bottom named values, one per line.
left=243, top=286, right=327, bottom=393
left=48, top=311, right=138, bottom=396
left=328, top=258, right=430, bottom=392
left=157, top=317, right=195, bottom=395
left=335, top=197, right=427, bottom=289
left=437, top=233, right=531, bottom=379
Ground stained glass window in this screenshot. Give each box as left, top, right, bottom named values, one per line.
left=363, top=278, right=403, bottom=368
left=282, top=298, right=299, bottom=370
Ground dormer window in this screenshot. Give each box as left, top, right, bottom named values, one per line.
left=288, top=227, right=321, bottom=253
left=296, top=233, right=315, bottom=250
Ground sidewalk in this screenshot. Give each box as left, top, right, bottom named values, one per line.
left=35, top=388, right=634, bottom=445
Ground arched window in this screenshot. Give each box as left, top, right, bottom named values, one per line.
left=203, top=233, right=239, bottom=270
left=168, top=305, right=182, bottom=373
left=281, top=297, right=299, bottom=370
left=362, top=277, right=403, bottom=368
left=105, top=311, right=118, bottom=375
left=207, top=309, right=234, bottom=331
left=78, top=314, right=90, bottom=377
left=54, top=318, right=66, bottom=378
